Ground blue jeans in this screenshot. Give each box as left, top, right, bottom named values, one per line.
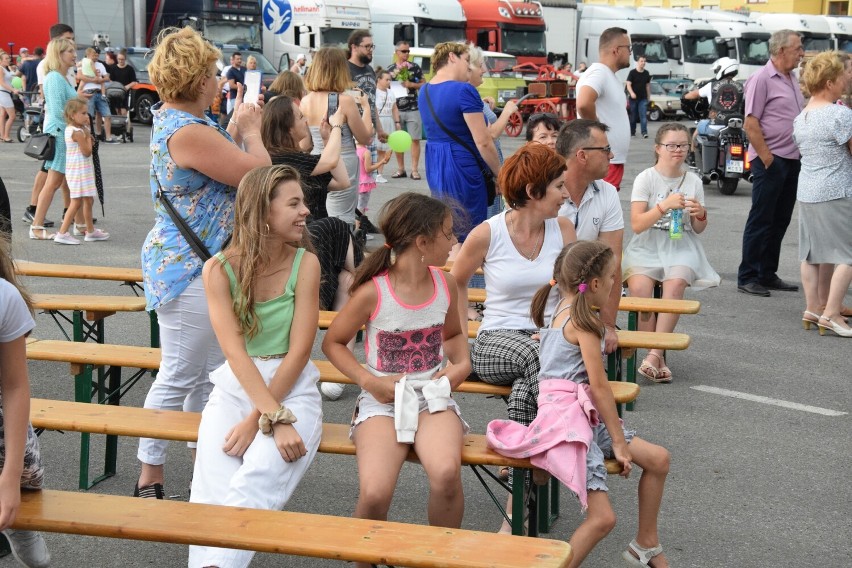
left=629, top=98, right=648, bottom=136
left=737, top=155, right=800, bottom=285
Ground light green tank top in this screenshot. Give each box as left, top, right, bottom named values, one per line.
left=215, top=249, right=304, bottom=357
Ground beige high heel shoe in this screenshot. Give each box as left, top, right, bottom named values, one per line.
left=802, top=310, right=821, bottom=330
left=28, top=225, right=55, bottom=240
left=818, top=315, right=852, bottom=337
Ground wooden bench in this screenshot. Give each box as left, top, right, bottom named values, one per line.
left=29, top=398, right=620, bottom=538
left=13, top=489, right=572, bottom=567
left=14, top=259, right=144, bottom=294
left=25, top=339, right=636, bottom=490
left=30, top=293, right=157, bottom=347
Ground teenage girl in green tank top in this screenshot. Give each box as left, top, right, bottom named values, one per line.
left=188, top=165, right=324, bottom=568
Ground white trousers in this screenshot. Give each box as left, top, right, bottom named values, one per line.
left=188, top=359, right=323, bottom=568
left=138, top=278, right=224, bottom=464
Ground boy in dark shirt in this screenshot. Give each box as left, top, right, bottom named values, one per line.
left=626, top=56, right=651, bottom=138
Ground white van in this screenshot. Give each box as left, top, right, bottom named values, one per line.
left=636, top=7, right=722, bottom=81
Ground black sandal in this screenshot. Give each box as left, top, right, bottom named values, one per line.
left=391, top=170, right=407, bottom=178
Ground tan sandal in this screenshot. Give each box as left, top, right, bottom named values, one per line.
left=638, top=352, right=670, bottom=383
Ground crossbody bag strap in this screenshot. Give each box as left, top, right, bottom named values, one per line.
left=154, top=176, right=212, bottom=262
left=422, top=84, right=489, bottom=172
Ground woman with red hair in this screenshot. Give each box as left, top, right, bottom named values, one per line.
left=450, top=142, right=576, bottom=532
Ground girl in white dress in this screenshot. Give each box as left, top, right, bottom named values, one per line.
left=622, top=123, right=719, bottom=383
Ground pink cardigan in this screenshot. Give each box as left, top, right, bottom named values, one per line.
left=486, top=379, right=598, bottom=510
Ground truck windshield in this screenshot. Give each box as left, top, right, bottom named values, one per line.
left=484, top=55, right=520, bottom=74
left=419, top=25, right=466, bottom=48
left=837, top=36, right=852, bottom=53
left=205, top=22, right=261, bottom=50
left=682, top=35, right=720, bottom=64
left=501, top=29, right=546, bottom=57
left=737, top=37, right=769, bottom=66
left=321, top=28, right=353, bottom=48
left=633, top=38, right=667, bottom=63
left=803, top=35, right=832, bottom=53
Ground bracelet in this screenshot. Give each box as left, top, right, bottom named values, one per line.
left=695, top=209, right=707, bottom=222
left=258, top=406, right=298, bottom=435
left=330, top=124, right=342, bottom=131
left=229, top=119, right=238, bottom=126
left=656, top=204, right=666, bottom=216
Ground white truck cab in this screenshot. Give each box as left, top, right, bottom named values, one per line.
left=636, top=7, right=722, bottom=81
left=576, top=5, right=671, bottom=81
left=261, top=0, right=371, bottom=72
left=823, top=16, right=852, bottom=53
left=754, top=13, right=832, bottom=56
left=690, top=10, right=769, bottom=80
left=369, top=0, right=466, bottom=70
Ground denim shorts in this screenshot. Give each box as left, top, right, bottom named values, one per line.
left=349, top=389, right=469, bottom=439
left=587, top=420, right=636, bottom=492
left=88, top=93, right=111, bottom=117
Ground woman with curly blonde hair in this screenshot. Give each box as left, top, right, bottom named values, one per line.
left=134, top=26, right=271, bottom=500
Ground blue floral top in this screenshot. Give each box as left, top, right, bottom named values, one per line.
left=142, top=102, right=236, bottom=310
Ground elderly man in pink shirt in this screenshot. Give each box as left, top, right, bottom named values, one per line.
left=737, top=30, right=805, bottom=297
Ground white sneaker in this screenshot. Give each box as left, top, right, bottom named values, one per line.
left=320, top=382, right=345, bottom=400
left=375, top=174, right=388, bottom=184
left=72, top=224, right=86, bottom=237
left=3, top=529, right=51, bottom=568
left=84, top=228, right=110, bottom=242
left=54, top=231, right=81, bottom=245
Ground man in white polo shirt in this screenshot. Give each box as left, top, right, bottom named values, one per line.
left=556, top=119, right=625, bottom=353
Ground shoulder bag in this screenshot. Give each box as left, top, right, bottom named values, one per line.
left=23, top=133, right=55, bottom=161
left=422, top=84, right=497, bottom=206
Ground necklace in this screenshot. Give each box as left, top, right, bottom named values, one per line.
left=509, top=210, right=544, bottom=261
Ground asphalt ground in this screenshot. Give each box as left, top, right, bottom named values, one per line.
left=0, top=119, right=849, bottom=567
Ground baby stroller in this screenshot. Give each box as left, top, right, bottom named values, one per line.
left=105, top=81, right=133, bottom=143
left=16, top=93, right=43, bottom=144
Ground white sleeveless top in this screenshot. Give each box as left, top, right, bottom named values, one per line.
left=479, top=211, right=564, bottom=334
left=365, top=267, right=450, bottom=379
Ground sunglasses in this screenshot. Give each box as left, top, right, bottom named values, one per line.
left=529, top=112, right=558, bottom=122
left=582, top=145, right=612, bottom=154
left=398, top=49, right=410, bottom=54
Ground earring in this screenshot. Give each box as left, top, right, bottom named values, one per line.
left=264, top=223, right=270, bottom=235
left=421, top=255, right=425, bottom=264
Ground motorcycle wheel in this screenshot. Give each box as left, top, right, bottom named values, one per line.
left=718, top=177, right=738, bottom=195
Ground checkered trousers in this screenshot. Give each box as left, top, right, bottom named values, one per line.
left=471, top=329, right=541, bottom=426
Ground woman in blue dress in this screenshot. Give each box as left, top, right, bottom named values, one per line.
left=420, top=42, right=501, bottom=242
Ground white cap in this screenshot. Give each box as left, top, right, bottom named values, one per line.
left=296, top=53, right=306, bottom=61
left=19, top=47, right=29, bottom=53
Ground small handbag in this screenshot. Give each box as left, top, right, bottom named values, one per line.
left=23, top=133, right=55, bottom=161
left=422, top=85, right=497, bottom=206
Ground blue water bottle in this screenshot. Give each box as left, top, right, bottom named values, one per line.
left=669, top=189, right=683, bottom=240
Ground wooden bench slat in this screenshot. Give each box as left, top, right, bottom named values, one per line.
left=31, top=293, right=147, bottom=313
left=312, top=360, right=639, bottom=404
left=617, top=296, right=701, bottom=315
left=26, top=340, right=161, bottom=370
left=14, top=260, right=143, bottom=283
left=466, top=322, right=691, bottom=349
left=14, top=490, right=572, bottom=568
left=25, top=341, right=638, bottom=404
left=30, top=398, right=623, bottom=475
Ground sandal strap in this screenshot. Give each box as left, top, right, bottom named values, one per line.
left=627, top=539, right=663, bottom=565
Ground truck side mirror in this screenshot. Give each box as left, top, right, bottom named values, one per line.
left=666, top=38, right=681, bottom=62
left=487, top=30, right=497, bottom=51
left=394, top=24, right=414, bottom=45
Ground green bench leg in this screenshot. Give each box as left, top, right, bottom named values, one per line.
left=511, top=469, right=525, bottom=536
left=74, top=362, right=120, bottom=490
left=536, top=478, right=560, bottom=534
left=626, top=311, right=639, bottom=412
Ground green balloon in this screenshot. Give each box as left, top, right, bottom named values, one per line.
left=11, top=76, right=23, bottom=90
left=387, top=130, right=412, bottom=153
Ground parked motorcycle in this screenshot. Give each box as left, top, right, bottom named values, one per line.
left=681, top=95, right=751, bottom=196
